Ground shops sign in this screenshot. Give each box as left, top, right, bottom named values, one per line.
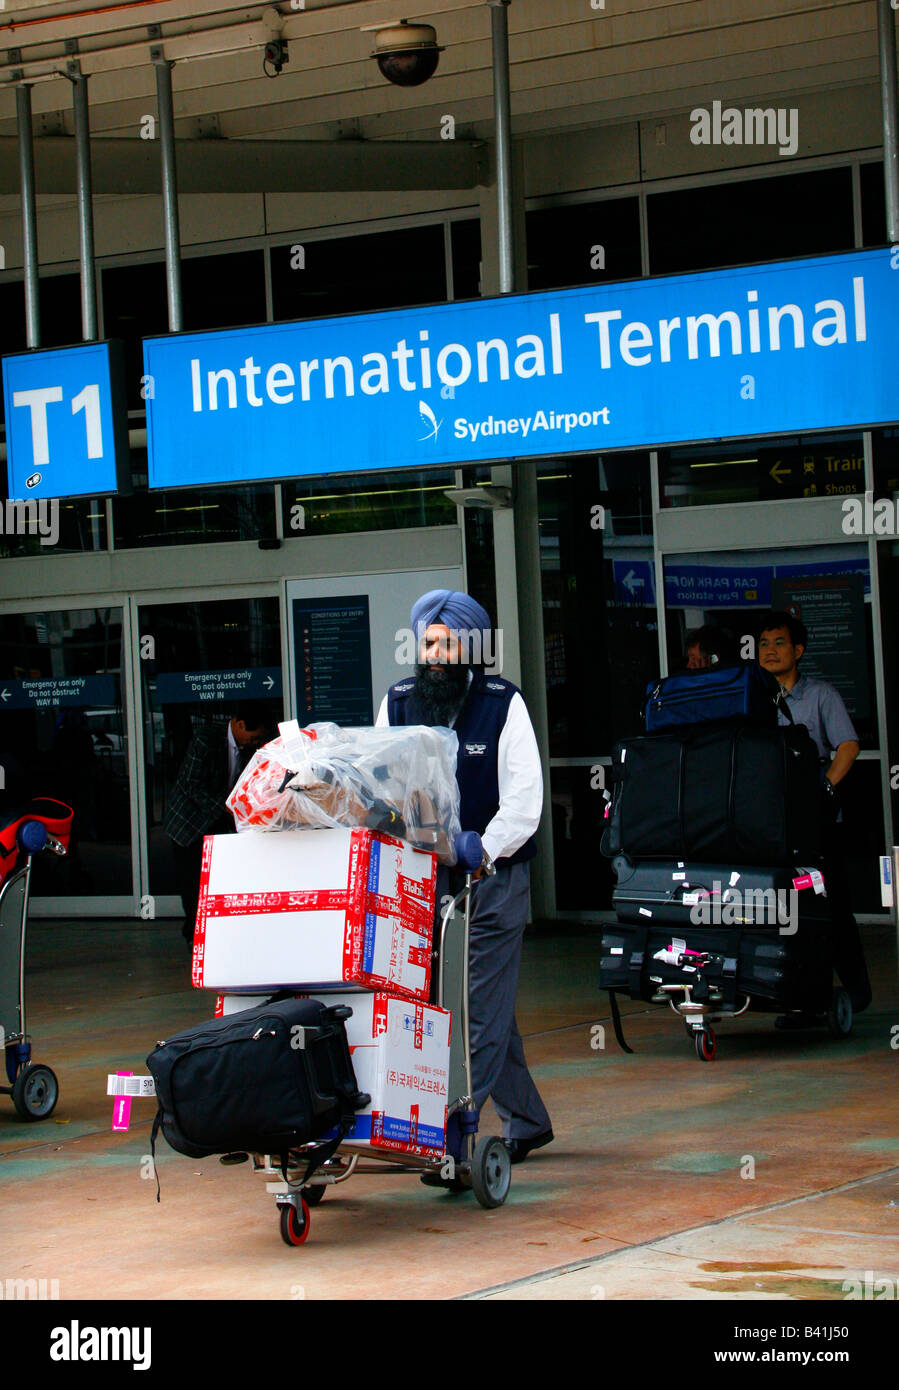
left=133, top=248, right=896, bottom=485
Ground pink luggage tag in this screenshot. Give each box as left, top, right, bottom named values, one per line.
left=112, top=1071, right=132, bottom=1132
left=793, top=867, right=826, bottom=894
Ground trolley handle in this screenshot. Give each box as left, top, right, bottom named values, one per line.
left=16, top=821, right=68, bottom=858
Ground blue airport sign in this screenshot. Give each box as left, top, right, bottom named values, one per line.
left=2, top=340, right=130, bottom=500
left=612, top=559, right=656, bottom=604
left=664, top=563, right=773, bottom=608
left=154, top=667, right=282, bottom=705
left=0, top=674, right=118, bottom=710
left=143, top=249, right=899, bottom=488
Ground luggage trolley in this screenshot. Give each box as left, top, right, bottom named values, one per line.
left=254, top=863, right=513, bottom=1247
left=0, top=808, right=71, bottom=1120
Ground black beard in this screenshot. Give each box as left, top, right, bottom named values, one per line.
left=412, top=662, right=469, bottom=726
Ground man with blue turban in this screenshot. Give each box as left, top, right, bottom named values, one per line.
left=376, top=589, right=553, bottom=1168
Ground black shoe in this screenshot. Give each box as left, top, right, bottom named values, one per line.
left=774, top=1012, right=825, bottom=1031
left=502, top=1129, right=554, bottom=1164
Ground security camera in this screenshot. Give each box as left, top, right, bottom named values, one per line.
left=443, top=486, right=512, bottom=511
left=263, top=38, right=288, bottom=76
left=367, top=20, right=443, bottom=87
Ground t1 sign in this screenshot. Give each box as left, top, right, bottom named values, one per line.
left=2, top=340, right=130, bottom=500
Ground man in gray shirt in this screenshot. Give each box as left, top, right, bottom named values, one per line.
left=758, top=610, right=872, bottom=1014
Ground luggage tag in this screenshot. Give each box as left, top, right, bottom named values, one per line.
left=793, top=866, right=826, bottom=895
left=108, top=1072, right=157, bottom=1131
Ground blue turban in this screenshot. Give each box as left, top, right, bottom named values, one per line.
left=410, top=589, right=491, bottom=645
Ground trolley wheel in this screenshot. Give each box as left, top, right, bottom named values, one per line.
left=826, top=987, right=853, bottom=1039
left=279, top=1198, right=311, bottom=1246
left=302, top=1183, right=326, bottom=1206
left=470, top=1136, right=511, bottom=1210
left=694, top=1029, right=717, bottom=1062
left=12, top=1063, right=58, bottom=1120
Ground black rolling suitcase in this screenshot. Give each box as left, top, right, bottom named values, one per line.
left=598, top=912, right=834, bottom=1014
left=603, top=856, right=832, bottom=1013
left=610, top=855, right=829, bottom=928
left=601, top=720, right=822, bottom=865
left=147, top=997, right=370, bottom=1177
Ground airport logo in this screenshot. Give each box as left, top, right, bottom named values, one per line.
left=50, top=1322, right=152, bottom=1371
left=690, top=101, right=799, bottom=158
left=418, top=399, right=442, bottom=442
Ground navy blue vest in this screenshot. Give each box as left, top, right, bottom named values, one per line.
left=386, top=670, right=538, bottom=867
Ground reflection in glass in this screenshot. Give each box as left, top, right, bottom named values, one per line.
left=0, top=608, right=131, bottom=896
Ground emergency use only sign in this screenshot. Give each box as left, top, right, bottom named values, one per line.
left=142, top=248, right=899, bottom=488
left=1, top=340, right=131, bottom=500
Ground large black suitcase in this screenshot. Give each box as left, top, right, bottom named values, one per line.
left=598, top=914, right=833, bottom=1013
left=147, top=997, right=370, bottom=1163
left=610, top=855, right=829, bottom=928
left=601, top=721, right=822, bottom=865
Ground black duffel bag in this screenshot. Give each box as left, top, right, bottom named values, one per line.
left=601, top=720, right=822, bottom=866
left=146, top=997, right=370, bottom=1188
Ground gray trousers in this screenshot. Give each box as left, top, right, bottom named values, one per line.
left=464, top=861, right=552, bottom=1141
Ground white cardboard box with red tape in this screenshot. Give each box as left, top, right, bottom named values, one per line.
left=192, top=826, right=436, bottom=1001
left=216, top=990, right=451, bottom=1158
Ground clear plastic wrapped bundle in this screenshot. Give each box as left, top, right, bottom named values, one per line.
left=226, top=720, right=461, bottom=864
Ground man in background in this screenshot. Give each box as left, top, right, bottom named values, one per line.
left=758, top=610, right=872, bottom=1016
left=164, top=701, right=272, bottom=945
left=684, top=625, right=738, bottom=670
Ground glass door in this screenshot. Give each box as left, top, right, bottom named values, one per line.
left=0, top=605, right=133, bottom=906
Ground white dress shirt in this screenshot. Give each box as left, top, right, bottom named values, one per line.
left=375, top=675, right=543, bottom=863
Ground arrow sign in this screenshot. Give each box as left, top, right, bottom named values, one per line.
left=0, top=690, right=9, bottom=702
left=769, top=459, right=790, bottom=484
left=623, top=569, right=645, bottom=595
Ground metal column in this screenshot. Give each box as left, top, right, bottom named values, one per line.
left=488, top=0, right=556, bottom=918
left=489, top=0, right=514, bottom=297
left=153, top=51, right=183, bottom=332
left=15, top=84, right=40, bottom=349
left=69, top=64, right=98, bottom=341
left=878, top=0, right=899, bottom=242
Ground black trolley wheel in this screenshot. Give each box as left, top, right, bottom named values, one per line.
left=470, top=1136, right=511, bottom=1209
left=12, top=1063, right=59, bottom=1120
left=694, top=1029, right=717, bottom=1062
left=826, top=987, right=853, bottom=1039
left=302, top=1183, right=327, bottom=1206
left=279, top=1198, right=311, bottom=1246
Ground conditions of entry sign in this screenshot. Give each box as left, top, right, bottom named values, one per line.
left=142, top=248, right=899, bottom=488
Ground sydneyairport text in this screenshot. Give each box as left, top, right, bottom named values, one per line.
left=455, top=408, right=611, bottom=442
left=184, top=275, right=868, bottom=413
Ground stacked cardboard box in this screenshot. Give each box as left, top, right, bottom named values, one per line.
left=196, top=826, right=451, bottom=1158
